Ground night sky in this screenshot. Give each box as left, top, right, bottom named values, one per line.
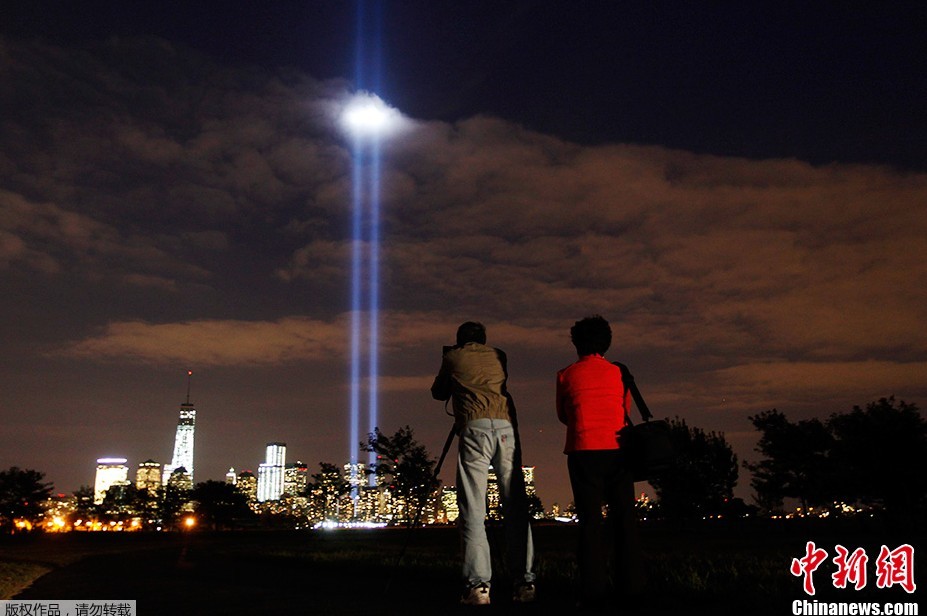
left=2, top=1, right=926, bottom=508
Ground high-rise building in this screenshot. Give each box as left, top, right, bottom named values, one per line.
left=441, top=486, right=459, bottom=523
left=523, top=466, right=536, bottom=498
left=94, top=457, right=129, bottom=504
left=486, top=465, right=535, bottom=520
left=284, top=461, right=309, bottom=496
left=163, top=371, right=196, bottom=485
left=343, top=462, right=369, bottom=490
left=135, top=460, right=161, bottom=496
left=343, top=461, right=370, bottom=520
left=225, top=467, right=237, bottom=485
left=487, top=466, right=501, bottom=520
left=257, top=442, right=286, bottom=502
left=166, top=467, right=192, bottom=492
left=237, top=471, right=257, bottom=503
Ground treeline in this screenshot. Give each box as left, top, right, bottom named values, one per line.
left=2, top=397, right=925, bottom=533
left=745, top=397, right=926, bottom=516
left=648, top=397, right=926, bottom=522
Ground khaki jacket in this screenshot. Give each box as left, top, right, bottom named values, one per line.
left=431, top=342, right=512, bottom=428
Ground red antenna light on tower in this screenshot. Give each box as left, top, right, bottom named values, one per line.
left=186, top=370, right=193, bottom=404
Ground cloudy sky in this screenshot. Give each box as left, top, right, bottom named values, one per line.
left=2, top=2, right=925, bottom=507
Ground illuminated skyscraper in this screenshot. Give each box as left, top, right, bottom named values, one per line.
left=225, top=467, right=237, bottom=485
left=237, top=471, right=257, bottom=503
left=166, top=467, right=192, bottom=492
left=284, top=461, right=309, bottom=496
left=522, top=466, right=536, bottom=498
left=343, top=461, right=370, bottom=519
left=441, top=486, right=459, bottom=523
left=343, top=462, right=369, bottom=491
left=257, top=442, right=286, bottom=502
left=486, top=466, right=535, bottom=521
left=94, top=457, right=128, bottom=504
left=163, top=371, right=196, bottom=485
left=487, top=466, right=501, bottom=520
left=135, top=460, right=162, bottom=496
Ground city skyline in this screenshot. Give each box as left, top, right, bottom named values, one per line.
left=83, top=397, right=557, bottom=510
left=79, top=378, right=558, bottom=517
left=77, top=404, right=546, bottom=528
left=2, top=3, right=926, bottom=510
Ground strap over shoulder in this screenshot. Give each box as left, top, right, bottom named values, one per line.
left=614, top=362, right=654, bottom=423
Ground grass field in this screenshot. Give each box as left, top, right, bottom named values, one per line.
left=2, top=520, right=923, bottom=614
left=0, top=561, right=52, bottom=600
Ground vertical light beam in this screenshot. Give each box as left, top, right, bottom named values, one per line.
left=367, top=136, right=381, bottom=483
left=343, top=0, right=396, bottom=505
left=366, top=2, right=384, bottom=484
left=347, top=1, right=370, bottom=503
left=348, top=129, right=364, bottom=499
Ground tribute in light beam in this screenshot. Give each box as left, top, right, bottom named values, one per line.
left=339, top=91, right=405, bottom=499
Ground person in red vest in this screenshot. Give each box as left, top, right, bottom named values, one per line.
left=556, top=315, right=646, bottom=609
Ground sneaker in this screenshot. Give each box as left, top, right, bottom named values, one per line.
left=461, top=582, right=491, bottom=606
left=512, top=581, right=536, bottom=603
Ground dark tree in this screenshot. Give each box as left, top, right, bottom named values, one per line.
left=191, top=480, right=254, bottom=530
left=526, top=493, right=545, bottom=520
left=0, top=467, right=53, bottom=532
left=160, top=481, right=192, bottom=527
left=99, top=484, right=150, bottom=518
left=72, top=485, right=96, bottom=519
left=308, top=462, right=350, bottom=522
left=363, top=426, right=440, bottom=523
left=744, top=409, right=834, bottom=512
left=649, top=418, right=739, bottom=518
left=828, top=397, right=927, bottom=517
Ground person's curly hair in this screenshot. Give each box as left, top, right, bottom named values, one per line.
left=456, top=321, right=487, bottom=345
left=570, top=315, right=612, bottom=356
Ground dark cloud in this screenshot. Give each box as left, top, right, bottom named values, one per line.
left=2, top=37, right=925, bottom=507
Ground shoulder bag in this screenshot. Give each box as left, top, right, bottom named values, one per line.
left=615, top=362, right=675, bottom=482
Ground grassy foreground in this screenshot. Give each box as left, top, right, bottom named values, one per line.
left=1, top=521, right=923, bottom=614
left=0, top=561, right=51, bottom=599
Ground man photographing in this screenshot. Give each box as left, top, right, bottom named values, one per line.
left=431, top=321, right=536, bottom=606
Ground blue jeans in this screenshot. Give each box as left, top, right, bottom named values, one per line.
left=457, top=418, right=535, bottom=587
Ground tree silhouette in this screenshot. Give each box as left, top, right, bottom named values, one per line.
left=99, top=484, right=149, bottom=519
left=191, top=480, right=254, bottom=530
left=526, top=493, right=545, bottom=520
left=828, top=397, right=926, bottom=518
left=72, top=485, right=96, bottom=519
left=744, top=409, right=834, bottom=512
left=308, top=462, right=350, bottom=523
left=649, top=418, right=738, bottom=518
left=363, top=426, right=440, bottom=524
left=0, top=467, right=53, bottom=532
left=745, top=399, right=926, bottom=522
left=160, top=470, right=192, bottom=527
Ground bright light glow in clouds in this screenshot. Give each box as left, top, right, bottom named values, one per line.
left=340, top=92, right=405, bottom=138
